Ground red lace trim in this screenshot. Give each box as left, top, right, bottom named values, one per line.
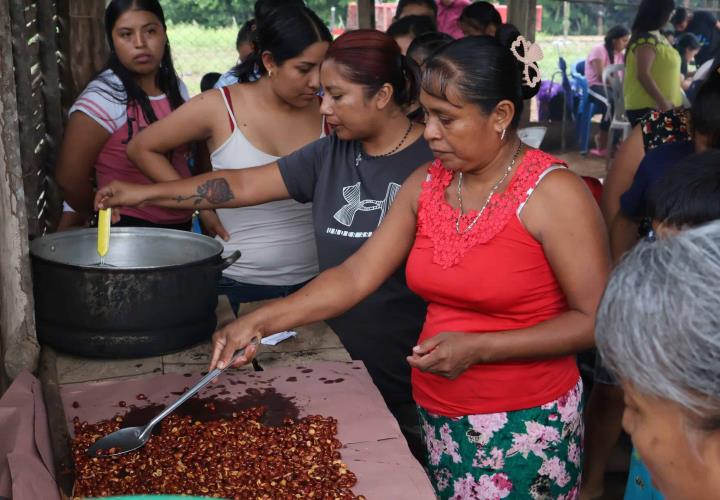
left=416, top=149, right=566, bottom=268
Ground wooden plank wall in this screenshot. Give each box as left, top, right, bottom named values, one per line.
left=0, top=0, right=40, bottom=380
left=8, top=0, right=66, bottom=237
left=0, top=0, right=106, bottom=382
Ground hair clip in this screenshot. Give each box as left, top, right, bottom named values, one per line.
left=510, top=35, right=543, bottom=89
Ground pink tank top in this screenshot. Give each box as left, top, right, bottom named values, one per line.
left=70, top=73, right=192, bottom=225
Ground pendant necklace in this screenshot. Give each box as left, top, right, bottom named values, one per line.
left=355, top=120, right=413, bottom=167
left=455, top=142, right=523, bottom=234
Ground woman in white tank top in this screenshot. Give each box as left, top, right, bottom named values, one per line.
left=123, top=3, right=332, bottom=314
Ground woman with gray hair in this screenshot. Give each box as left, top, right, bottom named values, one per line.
left=596, top=221, right=720, bottom=499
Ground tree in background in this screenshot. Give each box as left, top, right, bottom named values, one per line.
left=537, top=0, right=640, bottom=36
left=309, top=0, right=351, bottom=24
left=163, top=0, right=718, bottom=34
left=164, top=0, right=253, bottom=28
left=163, top=0, right=350, bottom=28
left=538, top=0, right=720, bottom=37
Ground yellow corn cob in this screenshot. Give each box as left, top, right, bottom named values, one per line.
left=97, top=208, right=111, bottom=257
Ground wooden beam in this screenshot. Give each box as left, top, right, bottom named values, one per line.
left=358, top=0, right=375, bottom=29
left=0, top=0, right=41, bottom=379
left=507, top=0, right=538, bottom=42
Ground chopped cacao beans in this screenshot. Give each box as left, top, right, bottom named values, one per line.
left=71, top=406, right=361, bottom=499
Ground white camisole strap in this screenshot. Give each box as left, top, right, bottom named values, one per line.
left=516, top=164, right=566, bottom=217
left=219, top=86, right=239, bottom=132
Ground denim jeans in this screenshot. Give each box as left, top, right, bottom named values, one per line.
left=218, top=275, right=310, bottom=316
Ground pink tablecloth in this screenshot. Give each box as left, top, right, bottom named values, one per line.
left=61, top=361, right=435, bottom=499
left=0, top=371, right=60, bottom=500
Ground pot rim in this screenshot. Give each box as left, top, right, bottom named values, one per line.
left=29, top=227, right=225, bottom=271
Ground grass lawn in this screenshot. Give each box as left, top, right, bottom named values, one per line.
left=535, top=34, right=602, bottom=83
left=167, top=23, right=603, bottom=96
left=167, top=23, right=239, bottom=96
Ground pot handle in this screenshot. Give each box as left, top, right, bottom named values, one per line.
left=217, top=250, right=241, bottom=271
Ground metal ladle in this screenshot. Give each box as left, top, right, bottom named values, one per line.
left=86, top=341, right=258, bottom=458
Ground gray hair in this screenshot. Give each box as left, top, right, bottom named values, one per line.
left=596, top=221, right=720, bottom=430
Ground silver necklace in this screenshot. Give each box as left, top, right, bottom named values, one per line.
left=455, top=142, right=523, bottom=234
left=355, top=121, right=413, bottom=167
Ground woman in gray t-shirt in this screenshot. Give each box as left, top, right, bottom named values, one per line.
left=96, top=30, right=435, bottom=461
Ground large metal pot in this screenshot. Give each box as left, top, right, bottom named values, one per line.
left=30, top=228, right=240, bottom=358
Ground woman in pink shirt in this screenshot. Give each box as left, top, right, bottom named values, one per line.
left=586, top=25, right=630, bottom=157
left=436, top=0, right=471, bottom=38
left=55, top=0, right=193, bottom=229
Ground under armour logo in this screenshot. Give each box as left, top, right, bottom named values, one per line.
left=333, top=182, right=401, bottom=227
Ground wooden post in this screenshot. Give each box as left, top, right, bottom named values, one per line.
left=507, top=0, right=538, bottom=42
left=9, top=0, right=41, bottom=237
left=358, top=0, right=375, bottom=29
left=56, top=0, right=74, bottom=114
left=68, top=0, right=108, bottom=97
left=38, top=0, right=64, bottom=168
left=37, top=0, right=65, bottom=230
left=507, top=0, right=539, bottom=127
left=0, top=0, right=40, bottom=379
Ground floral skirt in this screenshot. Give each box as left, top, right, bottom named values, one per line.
left=418, top=380, right=584, bottom=500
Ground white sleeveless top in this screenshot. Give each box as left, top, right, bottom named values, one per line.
left=210, top=87, right=320, bottom=285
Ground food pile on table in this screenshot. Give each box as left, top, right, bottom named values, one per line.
left=71, top=405, right=363, bottom=499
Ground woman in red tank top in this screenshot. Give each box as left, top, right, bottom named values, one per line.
left=398, top=36, right=607, bottom=498
left=100, top=33, right=609, bottom=499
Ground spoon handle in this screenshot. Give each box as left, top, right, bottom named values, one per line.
left=140, top=342, right=257, bottom=439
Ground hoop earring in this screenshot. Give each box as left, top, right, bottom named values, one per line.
left=500, top=128, right=506, bottom=141
left=268, top=69, right=274, bottom=78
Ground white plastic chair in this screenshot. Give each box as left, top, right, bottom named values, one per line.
left=518, top=126, right=548, bottom=149
left=681, top=88, right=691, bottom=108
left=602, top=63, right=632, bottom=169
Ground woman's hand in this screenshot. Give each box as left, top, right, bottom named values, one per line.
left=209, top=318, right=263, bottom=371
left=199, top=209, right=230, bottom=241
left=95, top=181, right=152, bottom=211
left=658, top=98, right=674, bottom=112
left=406, top=332, right=482, bottom=380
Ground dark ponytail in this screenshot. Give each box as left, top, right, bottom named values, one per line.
left=97, top=0, right=184, bottom=133
left=407, top=31, right=454, bottom=65
left=604, top=25, right=630, bottom=64
left=326, top=29, right=419, bottom=108
left=399, top=54, right=421, bottom=106
left=629, top=0, right=675, bottom=48
left=495, top=26, right=540, bottom=101
left=690, top=68, right=720, bottom=149
left=423, top=32, right=540, bottom=128
left=232, top=3, right=331, bottom=83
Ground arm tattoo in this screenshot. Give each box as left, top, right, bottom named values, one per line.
left=175, top=178, right=235, bottom=206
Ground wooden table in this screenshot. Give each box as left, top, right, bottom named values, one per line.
left=60, top=361, right=435, bottom=499
left=41, top=297, right=434, bottom=498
